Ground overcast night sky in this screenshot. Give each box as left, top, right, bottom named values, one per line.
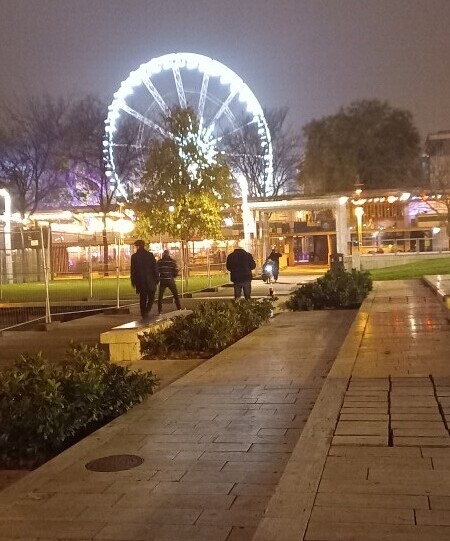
left=1, top=0, right=450, bottom=141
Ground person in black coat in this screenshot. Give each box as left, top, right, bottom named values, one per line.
left=226, top=246, right=256, bottom=300
left=157, top=249, right=181, bottom=314
left=130, top=240, right=159, bottom=318
left=268, top=246, right=282, bottom=282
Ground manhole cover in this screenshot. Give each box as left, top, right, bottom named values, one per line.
left=85, top=454, right=144, bottom=472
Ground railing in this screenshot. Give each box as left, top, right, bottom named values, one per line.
left=0, top=234, right=230, bottom=331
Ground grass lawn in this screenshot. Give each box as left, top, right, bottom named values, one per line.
left=370, top=257, right=450, bottom=281
left=0, top=274, right=230, bottom=303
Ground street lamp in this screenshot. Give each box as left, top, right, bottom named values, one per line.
left=0, top=188, right=13, bottom=284
left=354, top=206, right=364, bottom=269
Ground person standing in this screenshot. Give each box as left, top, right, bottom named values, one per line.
left=130, top=240, right=159, bottom=318
left=268, top=246, right=282, bottom=282
left=226, top=245, right=256, bottom=300
left=157, top=249, right=181, bottom=315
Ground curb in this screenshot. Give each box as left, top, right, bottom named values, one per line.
left=252, top=293, right=374, bottom=541
left=423, top=275, right=450, bottom=312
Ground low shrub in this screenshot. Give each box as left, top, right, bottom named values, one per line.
left=140, top=298, right=273, bottom=359
left=0, top=344, right=159, bottom=467
left=285, top=269, right=373, bottom=311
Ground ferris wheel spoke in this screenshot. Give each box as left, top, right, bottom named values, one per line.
left=142, top=77, right=170, bottom=116
left=205, top=91, right=239, bottom=136
left=110, top=143, right=143, bottom=149
left=198, top=72, right=210, bottom=129
left=212, top=118, right=257, bottom=145
left=172, top=66, right=187, bottom=109
left=119, top=103, right=168, bottom=138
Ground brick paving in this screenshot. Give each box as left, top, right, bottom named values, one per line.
left=0, top=308, right=354, bottom=541
left=1, top=276, right=449, bottom=540
left=253, top=279, right=450, bottom=541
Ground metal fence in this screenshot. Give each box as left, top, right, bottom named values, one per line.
left=0, top=227, right=231, bottom=331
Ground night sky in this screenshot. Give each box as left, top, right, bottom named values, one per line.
left=1, top=0, right=450, bottom=141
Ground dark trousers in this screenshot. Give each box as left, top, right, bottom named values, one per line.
left=139, top=288, right=156, bottom=317
left=158, top=279, right=181, bottom=313
left=273, top=264, right=279, bottom=281
left=233, top=281, right=252, bottom=300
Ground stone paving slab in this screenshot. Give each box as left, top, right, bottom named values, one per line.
left=0, top=310, right=355, bottom=541
left=254, top=278, right=450, bottom=541
left=2, top=276, right=449, bottom=540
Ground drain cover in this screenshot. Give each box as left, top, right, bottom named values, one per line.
left=85, top=454, right=144, bottom=472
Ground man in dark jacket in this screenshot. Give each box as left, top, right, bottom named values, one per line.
left=130, top=240, right=159, bottom=318
left=157, top=249, right=181, bottom=314
left=268, top=246, right=282, bottom=282
left=226, top=245, right=256, bottom=300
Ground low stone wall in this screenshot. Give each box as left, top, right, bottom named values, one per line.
left=100, top=310, right=190, bottom=362
left=359, top=251, right=450, bottom=270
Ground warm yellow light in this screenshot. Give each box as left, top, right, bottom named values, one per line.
left=114, top=218, right=135, bottom=235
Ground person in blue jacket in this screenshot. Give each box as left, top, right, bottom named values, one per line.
left=157, top=249, right=182, bottom=315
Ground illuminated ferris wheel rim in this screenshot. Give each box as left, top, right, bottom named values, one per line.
left=104, top=52, right=273, bottom=198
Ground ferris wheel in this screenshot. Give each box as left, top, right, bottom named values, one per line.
left=104, top=52, right=273, bottom=199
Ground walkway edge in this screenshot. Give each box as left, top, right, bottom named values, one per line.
left=423, top=274, right=450, bottom=310
left=0, top=384, right=178, bottom=504
left=252, top=295, right=374, bottom=541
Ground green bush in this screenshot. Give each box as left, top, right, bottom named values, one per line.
left=0, top=344, right=158, bottom=466
left=140, top=298, right=273, bottom=359
left=285, top=269, right=373, bottom=311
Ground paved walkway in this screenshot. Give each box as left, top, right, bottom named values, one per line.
left=1, top=276, right=448, bottom=540
left=0, top=276, right=350, bottom=540
left=254, top=278, right=450, bottom=541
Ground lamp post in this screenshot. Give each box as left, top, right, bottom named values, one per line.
left=113, top=204, right=134, bottom=309
left=354, top=206, right=364, bottom=270
left=0, top=188, right=13, bottom=284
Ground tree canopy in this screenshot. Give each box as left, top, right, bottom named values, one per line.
left=298, top=99, right=422, bottom=194
left=133, top=107, right=233, bottom=242
left=0, top=96, right=69, bottom=217
left=226, top=107, right=301, bottom=198
left=64, top=95, right=138, bottom=210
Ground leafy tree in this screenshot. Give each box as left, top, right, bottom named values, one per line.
left=298, top=100, right=422, bottom=194
left=225, top=107, right=301, bottom=197
left=133, top=107, right=233, bottom=245
left=0, top=96, right=69, bottom=217
left=64, top=95, right=139, bottom=273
